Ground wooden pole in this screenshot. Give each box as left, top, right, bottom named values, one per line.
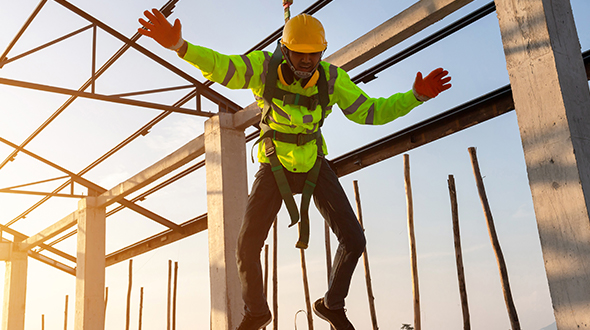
left=324, top=221, right=332, bottom=283
left=263, top=244, right=269, bottom=330
left=468, top=147, right=520, bottom=330
left=126, top=259, right=133, bottom=330
left=104, top=287, right=108, bottom=319
left=299, top=248, right=314, bottom=330
left=403, top=154, right=420, bottom=330
left=324, top=221, right=334, bottom=330
left=273, top=218, right=278, bottom=330
left=138, top=287, right=144, bottom=330
left=167, top=259, right=172, bottom=330
left=353, top=180, right=379, bottom=330
left=42, top=314, right=45, bottom=330
left=173, top=261, right=178, bottom=330
left=64, top=295, right=68, bottom=330
left=447, top=175, right=471, bottom=330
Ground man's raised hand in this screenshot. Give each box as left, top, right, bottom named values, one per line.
left=413, top=68, right=452, bottom=102
left=138, top=8, right=184, bottom=51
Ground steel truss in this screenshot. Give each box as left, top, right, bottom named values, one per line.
left=1, top=0, right=587, bottom=278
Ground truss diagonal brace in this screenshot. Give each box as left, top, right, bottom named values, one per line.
left=0, top=136, right=184, bottom=233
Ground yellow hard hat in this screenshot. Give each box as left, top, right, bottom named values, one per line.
left=281, top=14, right=327, bottom=53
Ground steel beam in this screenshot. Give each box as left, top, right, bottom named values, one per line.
left=331, top=50, right=590, bottom=177
left=105, top=214, right=207, bottom=267
left=0, top=24, right=93, bottom=68
left=53, top=0, right=242, bottom=113
left=0, top=0, right=48, bottom=67
left=0, top=136, right=183, bottom=233
left=1, top=238, right=75, bottom=276
left=5, top=89, right=196, bottom=226
left=0, top=77, right=211, bottom=117
left=0, top=0, right=180, bottom=172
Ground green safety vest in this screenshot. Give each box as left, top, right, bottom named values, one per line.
left=181, top=41, right=423, bottom=249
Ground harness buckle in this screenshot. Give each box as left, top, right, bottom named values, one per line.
left=296, top=134, right=306, bottom=146
left=310, top=97, right=319, bottom=110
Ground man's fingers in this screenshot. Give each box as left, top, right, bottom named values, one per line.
left=137, top=27, right=154, bottom=38
left=143, top=10, right=159, bottom=25
left=440, top=76, right=452, bottom=85
left=152, top=8, right=169, bottom=26
left=441, top=83, right=452, bottom=91
left=138, top=18, right=154, bottom=30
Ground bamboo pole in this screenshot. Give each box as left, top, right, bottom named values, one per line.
left=263, top=244, right=269, bottom=330
left=299, top=247, right=314, bottom=330
left=447, top=175, right=471, bottom=330
left=468, top=147, right=520, bottom=330
left=167, top=259, right=172, bottom=330
left=126, top=259, right=133, bottom=330
left=173, top=261, right=178, bottom=330
left=138, top=287, right=144, bottom=330
left=404, top=154, right=420, bottom=330
left=353, top=180, right=379, bottom=330
left=273, top=217, right=279, bottom=330
left=64, top=295, right=68, bottom=330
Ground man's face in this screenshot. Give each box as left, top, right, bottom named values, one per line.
left=288, top=50, right=322, bottom=73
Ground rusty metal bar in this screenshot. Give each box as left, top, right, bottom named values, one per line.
left=0, top=175, right=68, bottom=190
left=0, top=77, right=212, bottom=116
left=0, top=135, right=184, bottom=232
left=109, top=84, right=194, bottom=98
left=54, top=0, right=242, bottom=113
left=0, top=0, right=181, bottom=172
left=0, top=24, right=93, bottom=67
left=5, top=89, right=196, bottom=226
left=0, top=0, right=48, bottom=66
left=0, top=189, right=84, bottom=198
left=105, top=214, right=206, bottom=267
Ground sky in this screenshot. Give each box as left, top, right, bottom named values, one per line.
left=0, top=0, right=589, bottom=329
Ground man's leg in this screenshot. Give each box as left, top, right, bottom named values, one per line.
left=237, top=164, right=283, bottom=316
left=313, top=159, right=366, bottom=310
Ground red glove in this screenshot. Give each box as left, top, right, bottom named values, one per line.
left=138, top=9, right=184, bottom=50
left=413, top=68, right=452, bottom=101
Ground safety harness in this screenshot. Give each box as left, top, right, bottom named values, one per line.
left=254, top=42, right=329, bottom=249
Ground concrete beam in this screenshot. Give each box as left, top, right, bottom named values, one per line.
left=232, top=0, right=473, bottom=130
left=324, top=0, right=472, bottom=70
left=98, top=134, right=205, bottom=208
left=495, top=0, right=590, bottom=328
left=205, top=113, right=248, bottom=330
left=74, top=196, right=106, bottom=330
left=2, top=243, right=28, bottom=330
left=19, top=211, right=77, bottom=251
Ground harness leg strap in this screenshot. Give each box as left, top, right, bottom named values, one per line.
left=295, top=156, right=322, bottom=249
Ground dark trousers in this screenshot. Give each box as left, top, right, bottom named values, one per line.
left=236, top=158, right=366, bottom=316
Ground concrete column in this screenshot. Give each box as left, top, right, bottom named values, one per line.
left=1, top=243, right=28, bottom=330
left=204, top=112, right=248, bottom=330
left=495, top=0, right=590, bottom=328
left=74, top=196, right=106, bottom=330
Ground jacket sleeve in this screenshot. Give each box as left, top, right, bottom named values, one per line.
left=332, top=67, right=422, bottom=125
left=181, top=42, right=268, bottom=90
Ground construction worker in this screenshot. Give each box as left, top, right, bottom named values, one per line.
left=139, top=9, right=451, bottom=330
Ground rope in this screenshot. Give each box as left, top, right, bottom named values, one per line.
left=293, top=309, right=309, bottom=330
left=283, top=0, right=293, bottom=22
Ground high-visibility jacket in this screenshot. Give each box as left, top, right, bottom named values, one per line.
left=182, top=42, right=423, bottom=173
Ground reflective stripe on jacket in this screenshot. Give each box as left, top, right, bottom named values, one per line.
left=182, top=42, right=422, bottom=173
